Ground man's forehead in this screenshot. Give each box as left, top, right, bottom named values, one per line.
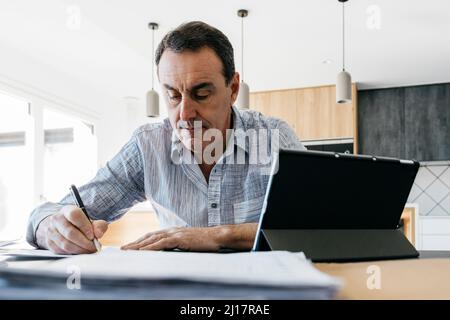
left=158, top=47, right=223, bottom=88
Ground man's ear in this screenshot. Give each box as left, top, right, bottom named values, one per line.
left=230, top=72, right=240, bottom=105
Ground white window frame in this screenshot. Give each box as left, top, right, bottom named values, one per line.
left=0, top=77, right=100, bottom=208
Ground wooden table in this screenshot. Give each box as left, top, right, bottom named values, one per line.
left=315, top=251, right=450, bottom=299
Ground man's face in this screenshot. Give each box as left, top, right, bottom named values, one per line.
left=158, top=47, right=239, bottom=154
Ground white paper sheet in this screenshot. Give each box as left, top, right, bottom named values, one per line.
left=35, top=248, right=341, bottom=289
left=0, top=248, right=71, bottom=258
left=0, top=239, right=22, bottom=248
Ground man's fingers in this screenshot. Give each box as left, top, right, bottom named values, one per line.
left=63, top=207, right=94, bottom=240
left=120, top=234, right=150, bottom=249
left=54, top=216, right=96, bottom=252
left=50, top=228, right=87, bottom=254
left=121, top=230, right=166, bottom=249
left=93, top=220, right=108, bottom=238
left=136, top=229, right=167, bottom=243
left=122, top=228, right=184, bottom=250
left=139, top=238, right=178, bottom=251
left=123, top=233, right=167, bottom=250
left=49, top=228, right=91, bottom=254
left=47, top=238, right=67, bottom=255
left=121, top=240, right=144, bottom=250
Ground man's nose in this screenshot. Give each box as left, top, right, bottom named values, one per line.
left=179, top=96, right=197, bottom=122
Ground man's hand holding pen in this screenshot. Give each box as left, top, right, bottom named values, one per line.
left=36, top=205, right=108, bottom=254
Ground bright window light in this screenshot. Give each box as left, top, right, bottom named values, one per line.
left=0, top=92, right=33, bottom=240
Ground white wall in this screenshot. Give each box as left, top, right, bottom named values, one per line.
left=0, top=42, right=162, bottom=168
left=419, top=216, right=450, bottom=250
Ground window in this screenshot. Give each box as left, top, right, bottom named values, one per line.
left=0, top=92, right=33, bottom=239
left=0, top=90, right=97, bottom=240
left=43, top=108, right=97, bottom=202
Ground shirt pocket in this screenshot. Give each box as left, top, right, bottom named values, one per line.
left=233, top=195, right=265, bottom=224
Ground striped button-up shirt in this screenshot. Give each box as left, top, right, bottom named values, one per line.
left=27, top=106, right=305, bottom=246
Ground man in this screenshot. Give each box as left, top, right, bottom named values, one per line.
left=27, top=21, right=305, bottom=254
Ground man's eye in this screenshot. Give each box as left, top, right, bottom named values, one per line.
left=168, top=93, right=181, bottom=101
left=194, top=91, right=210, bottom=100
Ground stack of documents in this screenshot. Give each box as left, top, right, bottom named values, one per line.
left=0, top=248, right=341, bottom=299
left=0, top=238, right=21, bottom=248
left=0, top=248, right=69, bottom=259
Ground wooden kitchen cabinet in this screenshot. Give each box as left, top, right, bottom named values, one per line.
left=250, top=84, right=358, bottom=152
left=250, top=89, right=298, bottom=132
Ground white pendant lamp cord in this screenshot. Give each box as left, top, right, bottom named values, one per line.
left=151, top=27, right=155, bottom=90
left=342, top=1, right=345, bottom=72
left=241, top=15, right=244, bottom=82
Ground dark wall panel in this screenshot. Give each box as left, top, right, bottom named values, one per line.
left=404, top=84, right=450, bottom=161
left=358, top=88, right=405, bottom=158
left=358, top=83, right=450, bottom=161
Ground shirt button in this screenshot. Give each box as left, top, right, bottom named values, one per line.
left=211, top=203, right=217, bottom=209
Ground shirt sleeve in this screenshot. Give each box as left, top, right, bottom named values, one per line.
left=276, top=119, right=307, bottom=151
left=26, top=131, right=146, bottom=247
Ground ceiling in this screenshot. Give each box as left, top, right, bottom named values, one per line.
left=1, top=0, right=450, bottom=104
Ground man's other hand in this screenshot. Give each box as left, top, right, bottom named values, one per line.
left=121, top=223, right=258, bottom=252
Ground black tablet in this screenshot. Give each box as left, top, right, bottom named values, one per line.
left=253, top=149, right=420, bottom=262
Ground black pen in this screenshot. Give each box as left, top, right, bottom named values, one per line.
left=69, top=184, right=102, bottom=252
